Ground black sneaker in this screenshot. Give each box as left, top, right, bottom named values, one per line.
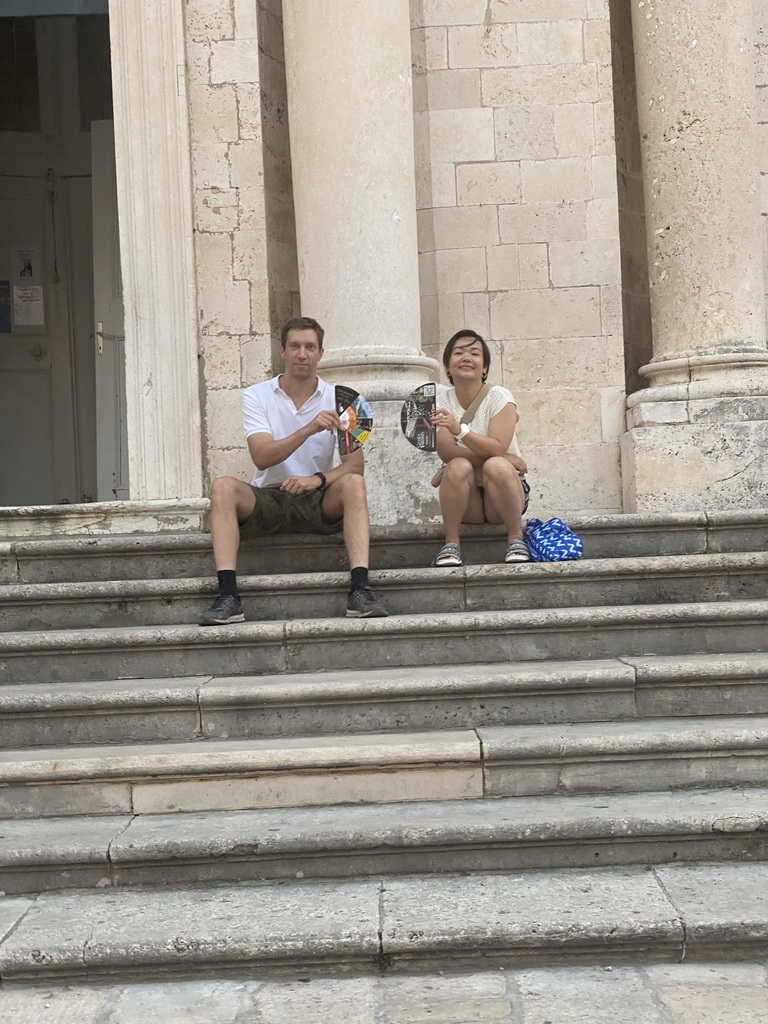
left=346, top=586, right=388, bottom=618
left=199, top=593, right=245, bottom=626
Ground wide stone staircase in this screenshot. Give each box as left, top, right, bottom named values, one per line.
left=1, top=509, right=768, bottom=983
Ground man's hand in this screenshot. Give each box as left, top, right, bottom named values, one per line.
left=280, top=474, right=323, bottom=494
left=509, top=455, right=527, bottom=478
left=308, top=410, right=341, bottom=435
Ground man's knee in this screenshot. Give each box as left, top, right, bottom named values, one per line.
left=443, top=458, right=474, bottom=483
left=336, top=473, right=367, bottom=504
left=210, top=476, right=241, bottom=505
left=210, top=476, right=255, bottom=518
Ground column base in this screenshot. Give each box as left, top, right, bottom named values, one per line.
left=359, top=395, right=442, bottom=526
left=319, top=351, right=441, bottom=402
left=621, top=392, right=768, bottom=512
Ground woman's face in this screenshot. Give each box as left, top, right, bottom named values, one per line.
left=447, top=337, right=486, bottom=383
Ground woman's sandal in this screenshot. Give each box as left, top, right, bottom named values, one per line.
left=505, top=539, right=531, bottom=563
left=432, top=542, right=463, bottom=567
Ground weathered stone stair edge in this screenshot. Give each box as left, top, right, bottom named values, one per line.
left=2, top=506, right=768, bottom=542
left=4, top=549, right=768, bottom=605
left=1, top=862, right=767, bottom=981
left=4, top=599, right=768, bottom=654
left=2, top=788, right=768, bottom=895
left=3, top=601, right=768, bottom=685
left=1, top=716, right=767, bottom=822
left=7, top=652, right=768, bottom=749
left=2, top=652, right=766, bottom=712
left=2, top=508, right=768, bottom=583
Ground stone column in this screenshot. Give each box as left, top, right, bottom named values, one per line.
left=281, top=0, right=437, bottom=397
left=282, top=0, right=439, bottom=523
left=109, top=0, right=203, bottom=500
left=621, top=0, right=768, bottom=510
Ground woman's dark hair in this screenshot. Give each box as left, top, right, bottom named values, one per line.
left=442, top=329, right=491, bottom=384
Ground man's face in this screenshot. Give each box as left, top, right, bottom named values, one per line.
left=281, top=328, right=323, bottom=380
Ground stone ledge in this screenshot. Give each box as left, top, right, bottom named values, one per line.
left=0, top=500, right=210, bottom=541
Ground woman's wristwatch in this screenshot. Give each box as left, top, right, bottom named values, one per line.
left=315, top=472, right=327, bottom=489
left=456, top=423, right=471, bottom=441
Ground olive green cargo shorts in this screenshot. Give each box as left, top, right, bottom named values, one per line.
left=239, top=484, right=343, bottom=537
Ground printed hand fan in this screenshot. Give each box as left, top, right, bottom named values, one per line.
left=400, top=382, right=437, bottom=453
left=335, top=384, right=374, bottom=456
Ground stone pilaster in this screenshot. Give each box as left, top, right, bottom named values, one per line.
left=622, top=0, right=768, bottom=510
left=109, top=0, right=203, bottom=499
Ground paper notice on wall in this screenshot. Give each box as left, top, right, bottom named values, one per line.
left=13, top=285, right=45, bottom=326
left=0, top=281, right=10, bottom=333
left=10, top=246, right=44, bottom=326
left=11, top=246, right=40, bottom=284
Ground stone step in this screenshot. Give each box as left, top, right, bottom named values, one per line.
left=0, top=728, right=482, bottom=819
left=2, top=788, right=766, bottom=895
left=4, top=552, right=768, bottom=632
left=2, top=861, right=767, bottom=981
left=2, top=510, right=768, bottom=585
left=2, top=715, right=766, bottom=819
left=2, top=653, right=767, bottom=749
left=2, top=599, right=768, bottom=684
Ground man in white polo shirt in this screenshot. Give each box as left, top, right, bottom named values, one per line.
left=199, top=316, right=387, bottom=625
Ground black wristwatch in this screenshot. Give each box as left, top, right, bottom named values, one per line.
left=315, top=472, right=327, bottom=490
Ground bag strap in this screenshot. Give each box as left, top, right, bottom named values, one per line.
left=459, top=383, right=492, bottom=425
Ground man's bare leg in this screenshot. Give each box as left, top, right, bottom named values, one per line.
left=209, top=476, right=257, bottom=570
left=321, top=475, right=387, bottom=616
left=200, top=477, right=257, bottom=625
left=321, top=474, right=369, bottom=567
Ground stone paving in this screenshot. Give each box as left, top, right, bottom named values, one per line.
left=2, top=962, right=767, bottom=1023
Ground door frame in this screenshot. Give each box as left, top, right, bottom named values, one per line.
left=108, top=0, right=202, bottom=500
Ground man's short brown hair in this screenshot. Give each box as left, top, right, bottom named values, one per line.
left=280, top=317, right=325, bottom=350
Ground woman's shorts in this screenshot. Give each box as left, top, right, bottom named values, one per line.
left=239, top=485, right=343, bottom=537
left=474, top=467, right=531, bottom=514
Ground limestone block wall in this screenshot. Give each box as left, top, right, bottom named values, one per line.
left=184, top=0, right=297, bottom=488
left=411, top=0, right=626, bottom=516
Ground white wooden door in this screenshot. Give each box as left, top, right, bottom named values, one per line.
left=0, top=172, right=79, bottom=505
left=91, top=119, right=127, bottom=500
left=0, top=15, right=94, bottom=506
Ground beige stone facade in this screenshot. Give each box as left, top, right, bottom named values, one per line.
left=412, top=0, right=624, bottom=517
left=28, top=0, right=763, bottom=523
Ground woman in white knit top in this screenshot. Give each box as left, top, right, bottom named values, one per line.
left=431, top=329, right=530, bottom=567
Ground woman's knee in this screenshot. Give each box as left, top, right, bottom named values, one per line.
left=482, top=456, right=515, bottom=485
left=443, top=458, right=474, bottom=484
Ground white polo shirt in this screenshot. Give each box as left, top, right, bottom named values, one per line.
left=243, top=375, right=337, bottom=487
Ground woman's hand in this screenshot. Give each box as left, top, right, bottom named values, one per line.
left=509, top=454, right=528, bottom=478
left=431, top=407, right=461, bottom=437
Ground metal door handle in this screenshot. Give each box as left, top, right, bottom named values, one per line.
left=96, top=321, right=126, bottom=354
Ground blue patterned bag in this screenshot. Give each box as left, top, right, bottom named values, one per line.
left=525, top=517, right=583, bottom=562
